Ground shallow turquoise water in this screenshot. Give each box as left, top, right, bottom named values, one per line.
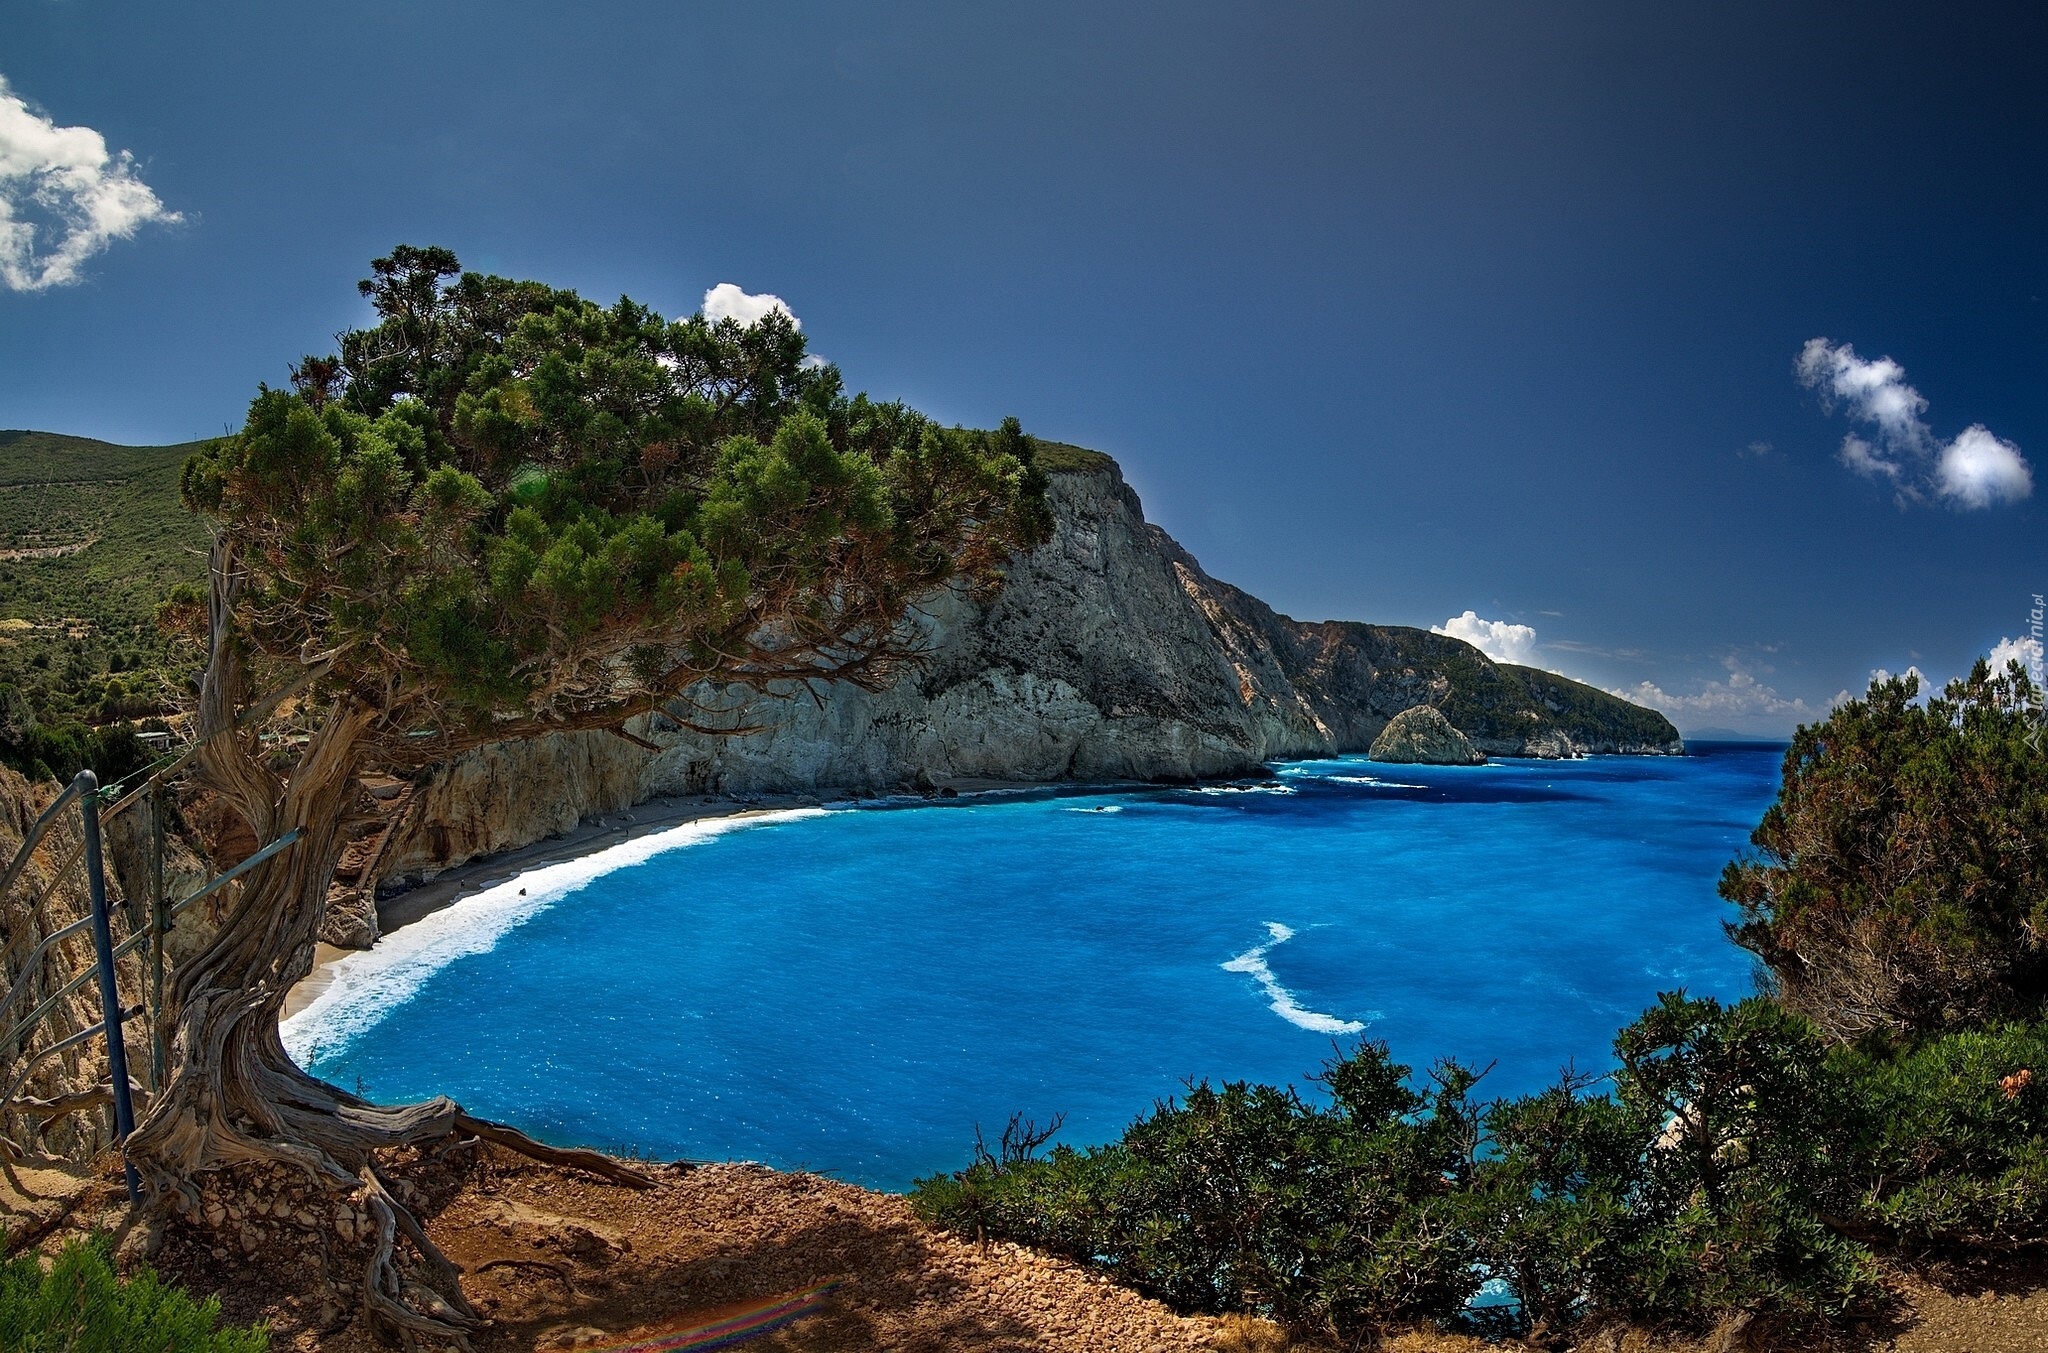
left=284, top=744, right=1784, bottom=1189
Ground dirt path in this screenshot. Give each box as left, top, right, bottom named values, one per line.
left=18, top=1151, right=2048, bottom=1352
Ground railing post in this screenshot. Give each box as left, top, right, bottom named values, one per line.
left=147, top=780, right=168, bottom=1091
left=76, top=771, right=142, bottom=1204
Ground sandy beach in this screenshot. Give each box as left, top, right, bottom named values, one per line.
left=280, top=791, right=806, bottom=1019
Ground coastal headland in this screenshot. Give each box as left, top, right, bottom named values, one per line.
left=327, top=446, right=1678, bottom=949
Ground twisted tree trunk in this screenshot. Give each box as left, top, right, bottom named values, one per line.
left=126, top=541, right=647, bottom=1348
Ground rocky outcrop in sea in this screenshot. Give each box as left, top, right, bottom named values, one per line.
left=1367, top=706, right=1487, bottom=765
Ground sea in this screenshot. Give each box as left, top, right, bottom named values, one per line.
left=282, top=743, right=1785, bottom=1190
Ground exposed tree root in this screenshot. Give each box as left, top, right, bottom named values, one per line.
left=149, top=1088, right=652, bottom=1350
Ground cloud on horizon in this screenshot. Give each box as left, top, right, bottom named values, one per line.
left=1432, top=610, right=1540, bottom=667
left=702, top=282, right=799, bottom=328
left=1609, top=655, right=1822, bottom=733
left=0, top=75, right=178, bottom=292
left=1796, top=338, right=2032, bottom=509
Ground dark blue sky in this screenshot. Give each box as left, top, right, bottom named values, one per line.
left=4, top=2, right=2043, bottom=732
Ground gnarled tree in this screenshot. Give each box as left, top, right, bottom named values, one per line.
left=134, top=246, right=1047, bottom=1344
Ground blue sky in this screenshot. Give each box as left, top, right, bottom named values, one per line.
left=2, top=2, right=2042, bottom=734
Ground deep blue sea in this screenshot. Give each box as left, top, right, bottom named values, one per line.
left=282, top=744, right=1785, bottom=1190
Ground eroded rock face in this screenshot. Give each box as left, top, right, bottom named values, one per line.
left=1367, top=706, right=1486, bottom=765
left=373, top=457, right=1680, bottom=912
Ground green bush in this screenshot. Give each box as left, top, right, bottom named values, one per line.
left=1596, top=994, right=1879, bottom=1330
left=916, top=1000, right=1897, bottom=1345
left=0, top=718, right=155, bottom=786
left=0, top=1236, right=268, bottom=1352
left=1836, top=1022, right=2048, bottom=1247
left=1722, top=662, right=2048, bottom=1041
left=917, top=1043, right=1489, bottom=1342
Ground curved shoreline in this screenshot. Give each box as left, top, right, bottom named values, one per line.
left=280, top=778, right=1098, bottom=1021
left=284, top=792, right=807, bottom=1020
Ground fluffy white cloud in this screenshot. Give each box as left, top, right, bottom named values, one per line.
left=1868, top=664, right=1928, bottom=691
left=1432, top=611, right=1540, bottom=666
left=1612, top=669, right=1818, bottom=727
left=1987, top=635, right=2045, bottom=678
left=701, top=282, right=799, bottom=329
left=1936, top=425, right=2033, bottom=509
left=0, top=76, right=178, bottom=291
left=1796, top=338, right=2031, bottom=509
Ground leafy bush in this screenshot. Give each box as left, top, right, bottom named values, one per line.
left=1835, top=1021, right=2048, bottom=1247
left=918, top=1043, right=1490, bottom=1342
left=917, top=1000, right=1894, bottom=1346
left=0, top=1236, right=268, bottom=1352
left=1597, top=994, right=1879, bottom=1330
left=0, top=716, right=156, bottom=786
left=1722, top=661, right=2048, bottom=1041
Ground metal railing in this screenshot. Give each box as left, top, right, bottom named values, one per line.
left=0, top=766, right=298, bottom=1203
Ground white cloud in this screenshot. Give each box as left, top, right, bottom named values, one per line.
left=1796, top=338, right=2031, bottom=509
left=0, top=75, right=178, bottom=291
left=1987, top=635, right=2044, bottom=678
left=1936, top=425, right=2032, bottom=509
left=1868, top=664, right=1927, bottom=691
left=701, top=282, right=799, bottom=329
left=1609, top=654, right=1823, bottom=735
left=1432, top=611, right=1540, bottom=666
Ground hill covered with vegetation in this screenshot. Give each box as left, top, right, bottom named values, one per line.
left=0, top=430, right=215, bottom=780
left=0, top=425, right=1678, bottom=784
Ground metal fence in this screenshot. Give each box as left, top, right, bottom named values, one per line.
left=0, top=768, right=297, bottom=1202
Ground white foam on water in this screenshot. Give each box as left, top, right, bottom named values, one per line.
left=1325, top=774, right=1428, bottom=790
left=1221, top=921, right=1366, bottom=1035
left=280, top=807, right=829, bottom=1066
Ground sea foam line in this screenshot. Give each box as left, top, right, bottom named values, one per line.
left=280, top=807, right=829, bottom=1066
left=1221, top=922, right=1367, bottom=1035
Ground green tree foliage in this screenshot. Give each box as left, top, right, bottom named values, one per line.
left=1721, top=661, right=2048, bottom=1041
left=176, top=244, right=1047, bottom=750
left=0, top=1236, right=269, bottom=1352
left=1594, top=994, right=1876, bottom=1330
left=0, top=700, right=155, bottom=786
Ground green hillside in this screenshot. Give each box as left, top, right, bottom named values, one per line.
left=0, top=431, right=215, bottom=763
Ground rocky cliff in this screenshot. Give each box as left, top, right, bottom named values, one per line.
left=370, top=448, right=1680, bottom=911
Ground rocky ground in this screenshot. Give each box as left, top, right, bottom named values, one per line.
left=7, top=1150, right=2048, bottom=1352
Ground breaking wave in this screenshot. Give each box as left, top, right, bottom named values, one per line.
left=1221, top=922, right=1368, bottom=1035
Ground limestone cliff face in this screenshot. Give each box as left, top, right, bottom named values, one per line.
left=376, top=455, right=1680, bottom=898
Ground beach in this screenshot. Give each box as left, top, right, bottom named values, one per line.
left=281, top=791, right=804, bottom=1020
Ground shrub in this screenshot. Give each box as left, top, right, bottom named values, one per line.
left=1722, top=662, right=2048, bottom=1041
left=0, top=1236, right=269, bottom=1352
left=1836, top=1021, right=2048, bottom=1247
left=917, top=1043, right=1487, bottom=1344
left=1466, top=1073, right=1645, bottom=1341
left=1599, top=994, right=1879, bottom=1331
left=920, top=1001, right=1894, bottom=1346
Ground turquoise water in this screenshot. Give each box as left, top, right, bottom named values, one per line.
left=283, top=744, right=1784, bottom=1190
